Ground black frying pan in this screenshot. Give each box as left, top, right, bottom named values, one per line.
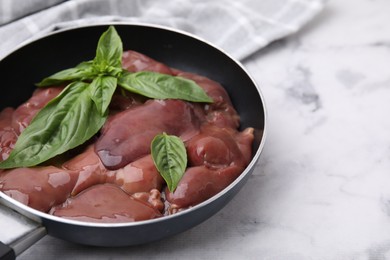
left=0, top=23, right=266, bottom=258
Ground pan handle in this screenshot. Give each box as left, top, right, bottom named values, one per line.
left=0, top=204, right=46, bottom=260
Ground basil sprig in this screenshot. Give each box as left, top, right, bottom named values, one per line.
left=151, top=133, right=187, bottom=192
left=0, top=26, right=212, bottom=169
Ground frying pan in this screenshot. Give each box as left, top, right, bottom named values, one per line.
left=0, top=23, right=266, bottom=259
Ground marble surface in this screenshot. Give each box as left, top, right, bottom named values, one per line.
left=17, top=0, right=390, bottom=259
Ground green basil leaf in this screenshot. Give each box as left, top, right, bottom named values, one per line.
left=151, top=133, right=187, bottom=192
left=36, top=61, right=94, bottom=87
left=118, top=71, right=213, bottom=103
left=0, top=82, right=107, bottom=169
left=93, top=25, right=123, bottom=74
left=89, top=76, right=117, bottom=116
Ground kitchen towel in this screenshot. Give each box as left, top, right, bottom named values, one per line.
left=0, top=0, right=325, bottom=61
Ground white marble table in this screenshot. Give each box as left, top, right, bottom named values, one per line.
left=18, top=0, right=390, bottom=259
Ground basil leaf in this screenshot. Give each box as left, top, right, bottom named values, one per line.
left=0, top=82, right=107, bottom=169
left=93, top=25, right=123, bottom=75
left=89, top=76, right=117, bottom=116
left=119, top=71, right=213, bottom=103
left=151, top=133, right=187, bottom=192
left=36, top=61, right=94, bottom=87
left=2, top=26, right=215, bottom=169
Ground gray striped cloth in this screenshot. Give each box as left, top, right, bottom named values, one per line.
left=0, top=0, right=324, bottom=60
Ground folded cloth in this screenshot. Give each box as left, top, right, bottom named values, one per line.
left=0, top=0, right=324, bottom=60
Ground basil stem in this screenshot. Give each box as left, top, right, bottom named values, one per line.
left=151, top=133, right=187, bottom=192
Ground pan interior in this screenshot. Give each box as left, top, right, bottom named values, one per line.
left=0, top=24, right=265, bottom=235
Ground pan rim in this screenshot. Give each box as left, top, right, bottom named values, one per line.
left=0, top=21, right=267, bottom=228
